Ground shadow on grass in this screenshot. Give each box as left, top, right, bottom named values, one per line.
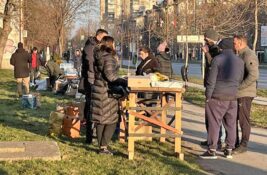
left=0, top=168, right=8, bottom=175
left=0, top=91, right=72, bottom=138
left=134, top=141, right=206, bottom=174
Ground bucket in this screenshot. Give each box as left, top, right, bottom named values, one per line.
left=21, top=94, right=37, bottom=109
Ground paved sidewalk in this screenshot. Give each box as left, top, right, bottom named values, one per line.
left=186, top=82, right=267, bottom=106
left=181, top=101, right=267, bottom=175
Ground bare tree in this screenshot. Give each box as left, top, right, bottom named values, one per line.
left=45, top=0, right=94, bottom=56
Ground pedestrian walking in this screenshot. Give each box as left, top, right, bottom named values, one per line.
left=200, top=38, right=244, bottom=159
left=10, top=42, right=31, bottom=98
left=81, top=29, right=108, bottom=144
left=233, top=34, right=259, bottom=154
left=92, top=36, right=127, bottom=155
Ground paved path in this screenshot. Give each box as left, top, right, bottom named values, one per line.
left=181, top=101, right=267, bottom=175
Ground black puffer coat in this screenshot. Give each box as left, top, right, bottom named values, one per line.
left=81, top=37, right=99, bottom=86
left=91, top=48, right=127, bottom=125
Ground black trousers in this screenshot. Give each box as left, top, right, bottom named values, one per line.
left=96, top=123, right=117, bottom=148
left=85, top=87, right=93, bottom=144
left=206, top=99, right=237, bottom=150
left=236, top=97, right=254, bottom=147
left=50, top=75, right=57, bottom=89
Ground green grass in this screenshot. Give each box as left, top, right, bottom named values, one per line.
left=183, top=87, right=267, bottom=128
left=0, top=69, right=205, bottom=175
left=183, top=87, right=205, bottom=108
left=257, top=89, right=267, bottom=98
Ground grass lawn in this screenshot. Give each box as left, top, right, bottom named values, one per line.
left=184, top=87, right=267, bottom=128
left=0, top=69, right=205, bottom=175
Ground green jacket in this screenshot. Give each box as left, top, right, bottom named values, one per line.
left=46, top=60, right=63, bottom=77
left=237, top=47, right=259, bottom=98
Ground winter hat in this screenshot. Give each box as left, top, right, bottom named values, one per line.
left=18, top=42, right=23, bottom=49
left=157, top=41, right=167, bottom=52
left=218, top=38, right=234, bottom=50
left=204, top=29, right=219, bottom=42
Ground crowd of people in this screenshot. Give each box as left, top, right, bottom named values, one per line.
left=200, top=29, right=259, bottom=159
left=9, top=28, right=259, bottom=159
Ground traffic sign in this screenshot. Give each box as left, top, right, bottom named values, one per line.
left=177, top=35, right=204, bottom=43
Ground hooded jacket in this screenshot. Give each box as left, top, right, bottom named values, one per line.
left=10, top=48, right=31, bottom=78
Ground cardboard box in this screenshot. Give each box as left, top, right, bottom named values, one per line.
left=128, top=76, right=151, bottom=88
left=62, top=116, right=80, bottom=138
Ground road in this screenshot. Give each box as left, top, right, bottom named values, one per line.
left=122, top=60, right=267, bottom=89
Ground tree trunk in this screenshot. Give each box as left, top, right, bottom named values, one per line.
left=0, top=23, right=11, bottom=69
left=58, top=26, right=64, bottom=57
left=0, top=1, right=13, bottom=68
left=253, top=0, right=258, bottom=51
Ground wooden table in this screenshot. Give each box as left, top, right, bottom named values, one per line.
left=120, top=87, right=185, bottom=160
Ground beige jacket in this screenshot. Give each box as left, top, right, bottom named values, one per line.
left=237, top=47, right=259, bottom=98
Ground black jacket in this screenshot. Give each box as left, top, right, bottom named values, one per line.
left=204, top=44, right=221, bottom=87
left=156, top=52, right=173, bottom=78
left=136, top=55, right=160, bottom=75
left=81, top=37, right=99, bottom=85
left=91, top=48, right=127, bottom=124
left=10, top=48, right=31, bottom=78
left=205, top=49, right=244, bottom=100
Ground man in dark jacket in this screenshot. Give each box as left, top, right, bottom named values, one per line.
left=233, top=34, right=259, bottom=154
left=81, top=29, right=108, bottom=144
left=156, top=41, right=173, bottom=78
left=10, top=42, right=31, bottom=97
left=201, top=29, right=225, bottom=147
left=202, top=29, right=221, bottom=87
left=200, top=38, right=244, bottom=159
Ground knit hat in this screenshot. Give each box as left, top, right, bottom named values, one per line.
left=18, top=42, right=23, bottom=49
left=204, top=29, right=219, bottom=42
left=218, top=38, right=234, bottom=50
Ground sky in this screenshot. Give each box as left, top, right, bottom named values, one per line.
left=71, top=0, right=164, bottom=38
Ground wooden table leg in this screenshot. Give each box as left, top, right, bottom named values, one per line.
left=128, top=93, right=136, bottom=160
left=175, top=92, right=184, bottom=160
left=160, top=94, right=167, bottom=143
left=119, top=100, right=127, bottom=143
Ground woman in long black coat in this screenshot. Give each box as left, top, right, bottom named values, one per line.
left=91, top=36, right=127, bottom=155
